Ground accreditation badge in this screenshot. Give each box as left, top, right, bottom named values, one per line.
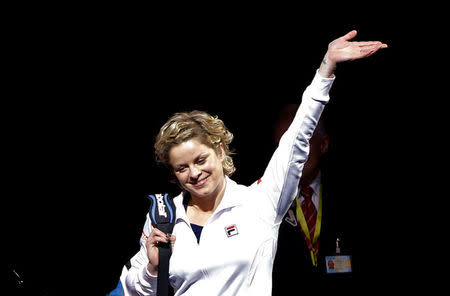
left=325, top=255, right=352, bottom=273
left=325, top=237, right=352, bottom=274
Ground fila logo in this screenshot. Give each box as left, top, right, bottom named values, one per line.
left=225, top=224, right=239, bottom=237
left=155, top=194, right=167, bottom=218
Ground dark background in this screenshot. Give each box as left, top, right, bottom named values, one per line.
left=3, top=11, right=417, bottom=295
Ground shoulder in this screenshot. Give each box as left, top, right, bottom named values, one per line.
left=227, top=177, right=250, bottom=190
left=226, top=177, right=258, bottom=200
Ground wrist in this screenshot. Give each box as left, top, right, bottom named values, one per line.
left=147, top=262, right=158, bottom=276
left=318, top=54, right=336, bottom=78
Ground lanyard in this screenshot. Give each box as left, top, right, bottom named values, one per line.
left=295, top=185, right=322, bottom=266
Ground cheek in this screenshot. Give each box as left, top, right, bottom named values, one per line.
left=202, top=162, right=215, bottom=172
left=174, top=171, right=189, bottom=185
left=206, top=158, right=223, bottom=174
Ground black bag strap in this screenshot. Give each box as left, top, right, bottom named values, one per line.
left=147, top=193, right=176, bottom=296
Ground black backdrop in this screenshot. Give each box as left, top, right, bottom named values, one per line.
left=4, top=14, right=413, bottom=295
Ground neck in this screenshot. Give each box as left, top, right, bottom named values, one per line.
left=300, top=169, right=320, bottom=188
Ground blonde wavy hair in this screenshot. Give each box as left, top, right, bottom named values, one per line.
left=154, top=110, right=236, bottom=178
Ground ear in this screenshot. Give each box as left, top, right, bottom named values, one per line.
left=320, top=134, right=330, bottom=154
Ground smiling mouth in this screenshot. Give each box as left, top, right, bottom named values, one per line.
left=192, top=176, right=209, bottom=188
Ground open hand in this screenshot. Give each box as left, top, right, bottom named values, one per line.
left=327, top=30, right=387, bottom=63
left=319, top=30, right=388, bottom=77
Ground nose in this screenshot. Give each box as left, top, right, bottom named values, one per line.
left=189, top=165, right=201, bottom=180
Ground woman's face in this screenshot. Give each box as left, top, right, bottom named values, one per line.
left=169, top=139, right=225, bottom=200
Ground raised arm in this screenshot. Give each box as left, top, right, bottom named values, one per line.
left=255, top=30, right=387, bottom=224
left=319, top=30, right=388, bottom=78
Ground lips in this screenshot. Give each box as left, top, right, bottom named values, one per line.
left=192, top=176, right=209, bottom=188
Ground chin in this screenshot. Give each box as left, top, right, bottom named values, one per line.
left=190, top=186, right=212, bottom=197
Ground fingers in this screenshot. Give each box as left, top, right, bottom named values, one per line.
left=356, top=41, right=388, bottom=48
left=166, top=233, right=176, bottom=242
left=169, top=233, right=176, bottom=249
left=360, top=43, right=387, bottom=58
left=342, top=30, right=388, bottom=49
left=146, top=228, right=167, bottom=249
left=146, top=227, right=176, bottom=247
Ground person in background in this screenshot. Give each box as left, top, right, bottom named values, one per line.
left=272, top=105, right=353, bottom=295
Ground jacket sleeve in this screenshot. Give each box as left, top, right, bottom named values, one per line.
left=253, top=70, right=335, bottom=225
left=120, top=214, right=158, bottom=296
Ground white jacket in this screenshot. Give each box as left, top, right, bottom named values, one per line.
left=121, top=70, right=335, bottom=296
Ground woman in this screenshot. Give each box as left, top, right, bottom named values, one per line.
left=120, top=30, right=387, bottom=296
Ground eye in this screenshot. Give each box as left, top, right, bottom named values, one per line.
left=176, top=166, right=187, bottom=173
left=197, top=157, right=206, bottom=164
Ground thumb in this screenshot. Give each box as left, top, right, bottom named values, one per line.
left=342, top=30, right=357, bottom=41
